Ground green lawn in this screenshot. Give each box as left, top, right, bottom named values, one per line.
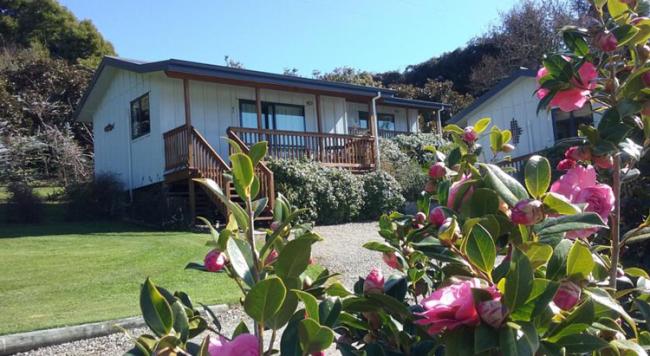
left=0, top=221, right=240, bottom=335
left=0, top=185, right=63, bottom=202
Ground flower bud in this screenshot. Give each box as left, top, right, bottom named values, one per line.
left=593, top=155, right=613, bottom=170
left=565, top=146, right=591, bottom=161
left=477, top=300, right=508, bottom=328
left=270, top=221, right=281, bottom=231
left=428, top=206, right=446, bottom=227
left=204, top=249, right=227, bottom=272
left=595, top=31, right=618, bottom=52
left=310, top=352, right=325, bottom=356
left=438, top=217, right=460, bottom=244
left=644, top=72, right=650, bottom=88
left=638, top=44, right=650, bottom=62
left=428, top=162, right=447, bottom=179
left=415, top=212, right=426, bottom=225
left=510, top=199, right=544, bottom=226
left=557, top=158, right=576, bottom=171
left=264, top=249, right=279, bottom=266
left=501, top=143, right=515, bottom=153
left=382, top=252, right=403, bottom=270
left=363, top=267, right=385, bottom=294
left=553, top=281, right=582, bottom=310
left=462, top=126, right=478, bottom=143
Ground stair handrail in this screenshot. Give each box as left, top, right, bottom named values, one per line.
left=190, top=127, right=232, bottom=217
left=226, top=127, right=276, bottom=212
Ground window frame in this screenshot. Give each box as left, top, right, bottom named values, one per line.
left=239, top=99, right=306, bottom=132
left=130, top=92, right=151, bottom=140
left=358, top=111, right=396, bottom=131
left=551, top=104, right=594, bottom=142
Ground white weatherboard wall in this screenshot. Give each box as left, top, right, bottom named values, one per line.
left=92, top=69, right=166, bottom=190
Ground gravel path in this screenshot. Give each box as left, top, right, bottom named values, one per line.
left=14, top=222, right=386, bottom=356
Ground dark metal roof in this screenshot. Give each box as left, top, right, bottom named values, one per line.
left=448, top=69, right=536, bottom=125
left=74, top=56, right=449, bottom=121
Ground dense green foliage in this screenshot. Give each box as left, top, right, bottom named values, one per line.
left=64, top=173, right=126, bottom=221
left=268, top=159, right=407, bottom=224
left=360, top=171, right=405, bottom=219
left=0, top=0, right=115, bottom=66
left=4, top=181, right=43, bottom=223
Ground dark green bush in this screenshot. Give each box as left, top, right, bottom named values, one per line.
left=5, top=181, right=44, bottom=223
left=360, top=170, right=405, bottom=219
left=64, top=173, right=127, bottom=221
left=380, top=139, right=427, bottom=201
left=390, top=133, right=452, bottom=164
left=267, top=159, right=364, bottom=225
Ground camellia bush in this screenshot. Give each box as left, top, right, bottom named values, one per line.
left=123, top=1, right=650, bottom=355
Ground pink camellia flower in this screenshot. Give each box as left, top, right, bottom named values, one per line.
left=447, top=175, right=474, bottom=210
left=477, top=300, right=508, bottom=329
left=209, top=333, right=259, bottom=356
left=595, top=31, right=618, bottom=52
left=593, top=155, right=614, bottom=169
left=550, top=165, right=614, bottom=239
left=428, top=206, right=447, bottom=227
left=382, top=252, right=402, bottom=270
left=415, top=212, right=427, bottom=225
left=264, top=250, right=279, bottom=266
left=510, top=199, right=545, bottom=226
left=415, top=279, right=500, bottom=334
left=429, top=162, right=447, bottom=179
left=553, top=281, right=582, bottom=311
left=363, top=267, right=385, bottom=294
left=311, top=352, right=325, bottom=356
left=462, top=126, right=478, bottom=143
left=557, top=158, right=576, bottom=171
left=204, top=249, right=227, bottom=272
left=565, top=146, right=592, bottom=161
left=537, top=61, right=597, bottom=112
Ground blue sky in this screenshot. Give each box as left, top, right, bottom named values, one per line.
left=60, top=0, right=519, bottom=74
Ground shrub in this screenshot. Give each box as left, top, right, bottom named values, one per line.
left=5, top=181, right=43, bottom=223
left=360, top=170, right=405, bottom=219
left=380, top=139, right=427, bottom=201
left=64, top=173, right=126, bottom=220
left=390, top=132, right=452, bottom=164
left=267, top=159, right=364, bottom=225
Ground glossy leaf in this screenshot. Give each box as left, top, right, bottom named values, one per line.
left=298, top=318, right=335, bottom=354
left=227, top=237, right=255, bottom=287
left=140, top=278, right=173, bottom=337
left=522, top=242, right=553, bottom=269
left=230, top=153, right=254, bottom=198
left=566, top=241, right=594, bottom=279
left=543, top=192, right=580, bottom=215
left=294, top=289, right=320, bottom=322
left=275, top=238, right=313, bottom=278
left=524, top=155, right=551, bottom=198
left=465, top=224, right=496, bottom=274
left=244, top=276, right=286, bottom=322
left=249, top=141, right=268, bottom=167
left=482, top=163, right=529, bottom=206
left=318, top=297, right=342, bottom=328
left=474, top=117, right=491, bottom=133
left=547, top=239, right=572, bottom=280
left=555, top=334, right=608, bottom=353
left=534, top=212, right=607, bottom=236
left=503, top=249, right=534, bottom=311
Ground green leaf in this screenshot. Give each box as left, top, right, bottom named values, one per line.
left=230, top=153, right=255, bottom=198
left=171, top=300, right=190, bottom=342
left=465, top=224, right=496, bottom=274
left=521, top=242, right=553, bottom=269
left=612, top=24, right=640, bottom=46
left=566, top=241, right=594, bottom=279
left=503, top=249, right=534, bottom=311
left=623, top=227, right=650, bottom=245
left=444, top=124, right=464, bottom=134
left=501, top=130, right=512, bottom=144
left=227, top=237, right=255, bottom=287
left=543, top=192, right=580, bottom=215
left=294, top=290, right=320, bottom=322
left=585, top=288, right=637, bottom=337
left=490, top=126, right=503, bottom=153
left=198, top=335, right=211, bottom=356
left=482, top=163, right=529, bottom=206
left=139, top=278, right=173, bottom=337
left=547, top=239, right=573, bottom=280
left=244, top=276, right=287, bottom=322
left=474, top=117, right=491, bottom=133
left=325, top=282, right=353, bottom=297
left=524, top=155, right=551, bottom=198
left=275, top=238, right=313, bottom=278
left=366, top=293, right=411, bottom=320
left=534, top=212, right=607, bottom=236
left=562, top=27, right=590, bottom=56
left=475, top=324, right=499, bottom=354
left=232, top=320, right=250, bottom=338
left=446, top=147, right=462, bottom=168
left=555, top=334, right=608, bottom=353
left=516, top=322, right=540, bottom=355
left=362, top=241, right=398, bottom=253
left=464, top=188, right=499, bottom=217
left=318, top=297, right=342, bottom=328
left=267, top=278, right=300, bottom=329
left=625, top=267, right=650, bottom=279
left=551, top=298, right=595, bottom=337
left=610, top=339, right=648, bottom=355
left=499, top=326, right=518, bottom=356
left=249, top=141, right=268, bottom=167
left=298, top=318, right=335, bottom=353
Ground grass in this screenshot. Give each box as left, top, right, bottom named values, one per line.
left=0, top=185, right=63, bottom=202
left=0, top=220, right=241, bottom=335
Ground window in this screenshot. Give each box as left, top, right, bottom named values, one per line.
left=358, top=111, right=395, bottom=131
left=239, top=100, right=305, bottom=131
left=130, top=93, right=150, bottom=139
left=552, top=104, right=593, bottom=141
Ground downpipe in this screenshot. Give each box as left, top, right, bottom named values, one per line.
left=372, top=91, right=381, bottom=170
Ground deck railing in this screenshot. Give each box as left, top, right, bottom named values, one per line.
left=228, top=127, right=376, bottom=170
left=348, top=127, right=412, bottom=139
left=497, top=153, right=535, bottom=178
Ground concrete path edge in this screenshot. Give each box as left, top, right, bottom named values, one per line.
left=0, top=304, right=229, bottom=356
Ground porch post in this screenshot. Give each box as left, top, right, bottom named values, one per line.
left=405, top=108, right=410, bottom=133
left=368, top=101, right=379, bottom=169
left=255, top=87, right=264, bottom=142
left=316, top=94, right=324, bottom=161
left=183, top=78, right=196, bottom=225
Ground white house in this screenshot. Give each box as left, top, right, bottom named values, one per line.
left=74, top=56, right=448, bottom=222
left=449, top=69, right=601, bottom=163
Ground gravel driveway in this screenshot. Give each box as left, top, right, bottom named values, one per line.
left=15, top=222, right=387, bottom=356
